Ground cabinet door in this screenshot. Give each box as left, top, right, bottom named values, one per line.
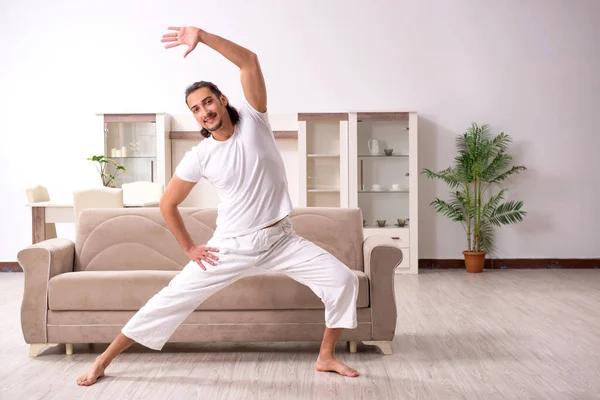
left=100, top=113, right=170, bottom=187
left=103, top=114, right=158, bottom=187
left=298, top=114, right=348, bottom=207
left=349, top=112, right=411, bottom=225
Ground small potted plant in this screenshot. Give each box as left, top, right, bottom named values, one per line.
left=421, top=123, right=527, bottom=273
left=87, top=155, right=127, bottom=187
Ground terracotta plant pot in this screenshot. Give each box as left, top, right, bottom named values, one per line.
left=463, top=251, right=486, bottom=273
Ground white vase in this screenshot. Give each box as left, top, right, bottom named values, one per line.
left=368, top=139, right=382, bottom=155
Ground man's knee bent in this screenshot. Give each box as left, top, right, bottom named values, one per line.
left=335, top=264, right=359, bottom=291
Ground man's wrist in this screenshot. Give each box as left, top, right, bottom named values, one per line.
left=197, top=29, right=207, bottom=44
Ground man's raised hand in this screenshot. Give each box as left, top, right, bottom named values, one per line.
left=161, top=26, right=202, bottom=58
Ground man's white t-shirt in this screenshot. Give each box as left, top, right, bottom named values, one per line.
left=175, top=96, right=293, bottom=238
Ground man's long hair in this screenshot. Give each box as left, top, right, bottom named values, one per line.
left=185, top=81, right=240, bottom=138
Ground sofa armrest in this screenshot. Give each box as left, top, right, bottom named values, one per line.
left=17, top=238, right=75, bottom=343
left=363, top=235, right=403, bottom=341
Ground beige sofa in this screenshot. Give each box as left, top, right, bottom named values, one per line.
left=18, top=207, right=403, bottom=357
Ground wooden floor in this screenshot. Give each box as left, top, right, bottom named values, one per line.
left=1, top=269, right=599, bottom=399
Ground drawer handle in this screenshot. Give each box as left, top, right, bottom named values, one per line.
left=391, top=236, right=400, bottom=240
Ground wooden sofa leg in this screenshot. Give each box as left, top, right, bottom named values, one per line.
left=348, top=341, right=358, bottom=353
left=362, top=341, right=393, bottom=355
left=29, top=343, right=58, bottom=357
left=66, top=344, right=74, bottom=355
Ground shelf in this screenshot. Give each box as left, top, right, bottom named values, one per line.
left=298, top=113, right=348, bottom=122
left=308, top=189, right=340, bottom=193
left=357, top=112, right=409, bottom=121
left=363, top=225, right=409, bottom=229
left=104, top=114, right=157, bottom=123
left=272, top=131, right=298, bottom=139
left=169, top=130, right=297, bottom=140
left=307, top=154, right=340, bottom=158
left=109, top=156, right=157, bottom=159
left=358, top=154, right=409, bottom=158
left=359, top=190, right=409, bottom=194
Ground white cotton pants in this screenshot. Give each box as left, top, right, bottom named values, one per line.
left=121, top=216, right=359, bottom=351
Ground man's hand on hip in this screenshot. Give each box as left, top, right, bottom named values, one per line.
left=186, top=245, right=219, bottom=270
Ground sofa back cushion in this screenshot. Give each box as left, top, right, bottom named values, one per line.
left=75, top=207, right=364, bottom=272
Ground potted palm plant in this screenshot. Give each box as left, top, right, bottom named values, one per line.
left=87, top=155, right=127, bottom=187
left=422, top=123, right=527, bottom=273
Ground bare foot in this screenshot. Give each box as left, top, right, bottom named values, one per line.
left=76, top=359, right=107, bottom=386
left=316, top=356, right=360, bottom=377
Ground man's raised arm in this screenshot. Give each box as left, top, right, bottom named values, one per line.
left=162, top=26, right=267, bottom=112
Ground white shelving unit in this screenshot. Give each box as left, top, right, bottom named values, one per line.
left=349, top=112, right=418, bottom=274
left=96, top=113, right=171, bottom=188
left=297, top=111, right=419, bottom=274
left=298, top=114, right=349, bottom=208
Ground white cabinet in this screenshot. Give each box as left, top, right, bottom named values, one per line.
left=97, top=113, right=171, bottom=188
left=349, top=112, right=418, bottom=274
left=297, top=113, right=349, bottom=207
left=299, top=111, right=419, bottom=274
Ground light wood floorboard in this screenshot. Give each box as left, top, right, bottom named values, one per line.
left=1, top=269, right=599, bottom=399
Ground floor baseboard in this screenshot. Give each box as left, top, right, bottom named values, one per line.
left=419, top=258, right=600, bottom=269
left=0, top=262, right=22, bottom=272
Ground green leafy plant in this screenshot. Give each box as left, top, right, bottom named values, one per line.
left=87, top=155, right=127, bottom=187
left=421, top=123, right=527, bottom=253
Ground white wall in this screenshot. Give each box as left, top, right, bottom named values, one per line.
left=1, top=0, right=599, bottom=261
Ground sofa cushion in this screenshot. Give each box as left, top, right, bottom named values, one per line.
left=48, top=270, right=370, bottom=311
left=75, top=208, right=365, bottom=272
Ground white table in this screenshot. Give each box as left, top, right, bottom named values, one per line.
left=26, top=200, right=159, bottom=243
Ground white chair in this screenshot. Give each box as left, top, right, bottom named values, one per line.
left=25, top=185, right=57, bottom=239
left=73, top=187, right=124, bottom=229
left=122, top=181, right=164, bottom=204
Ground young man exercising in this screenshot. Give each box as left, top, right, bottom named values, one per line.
left=77, top=25, right=360, bottom=386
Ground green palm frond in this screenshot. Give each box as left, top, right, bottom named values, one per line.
left=482, top=189, right=506, bottom=218
left=460, top=124, right=495, bottom=181
left=455, top=154, right=474, bottom=182
left=455, top=132, right=470, bottom=156
left=469, top=123, right=490, bottom=151
left=450, top=191, right=469, bottom=220
left=482, top=152, right=512, bottom=181
left=430, top=198, right=465, bottom=222
left=491, top=132, right=511, bottom=153
left=488, top=165, right=527, bottom=184
left=487, top=201, right=527, bottom=226
left=478, top=221, right=496, bottom=253
left=421, top=167, right=462, bottom=188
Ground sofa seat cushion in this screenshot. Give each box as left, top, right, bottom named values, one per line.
left=48, top=270, right=369, bottom=311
